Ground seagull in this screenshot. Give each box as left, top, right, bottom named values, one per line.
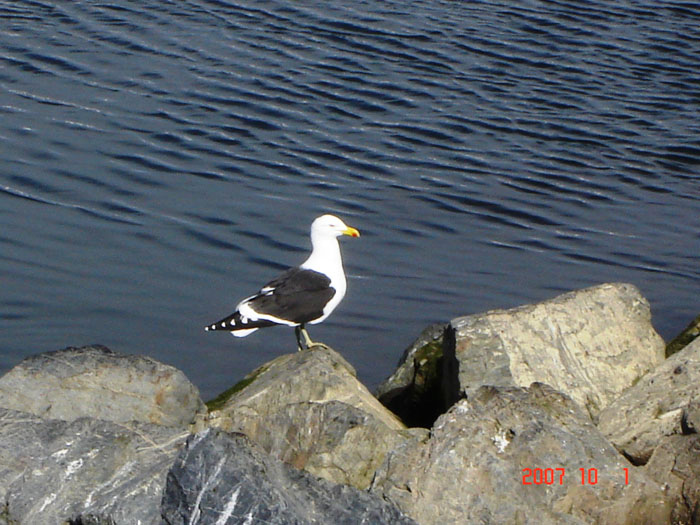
left=205, top=214, right=360, bottom=350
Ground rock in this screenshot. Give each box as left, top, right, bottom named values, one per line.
left=376, top=323, right=446, bottom=428
left=597, top=337, right=700, bottom=464
left=0, top=345, right=205, bottom=428
left=0, top=409, right=65, bottom=510
left=643, top=434, right=700, bottom=524
left=205, top=346, right=409, bottom=489
left=666, top=313, right=700, bottom=357
left=683, top=400, right=700, bottom=434
left=161, top=428, right=417, bottom=525
left=206, top=346, right=401, bottom=430
left=69, top=516, right=118, bottom=525
left=442, top=283, right=664, bottom=419
left=69, top=517, right=118, bottom=525
left=232, top=399, right=413, bottom=490
left=370, top=383, right=672, bottom=525
left=0, top=407, right=187, bottom=525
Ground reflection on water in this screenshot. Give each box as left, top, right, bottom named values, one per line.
left=1, top=0, right=699, bottom=399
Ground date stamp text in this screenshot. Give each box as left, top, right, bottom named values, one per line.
left=522, top=467, right=629, bottom=485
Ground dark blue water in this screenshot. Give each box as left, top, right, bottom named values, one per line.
left=2, top=0, right=699, bottom=400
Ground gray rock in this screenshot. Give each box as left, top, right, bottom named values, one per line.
left=0, top=407, right=187, bottom=525
left=376, top=323, right=446, bottom=428
left=232, top=399, right=412, bottom=490
left=161, top=428, right=417, bottom=525
left=0, top=345, right=205, bottom=428
left=643, top=434, right=700, bottom=524
left=205, top=346, right=409, bottom=489
left=69, top=517, right=118, bottom=525
left=207, top=346, right=402, bottom=431
left=683, top=400, right=700, bottom=434
left=597, top=337, right=700, bottom=464
left=370, top=383, right=672, bottom=525
left=442, top=283, right=664, bottom=419
left=0, top=408, right=65, bottom=507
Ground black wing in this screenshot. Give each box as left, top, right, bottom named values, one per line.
left=247, top=267, right=336, bottom=324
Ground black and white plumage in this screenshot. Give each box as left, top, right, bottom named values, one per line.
left=205, top=214, right=360, bottom=350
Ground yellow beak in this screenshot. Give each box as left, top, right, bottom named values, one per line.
left=343, top=226, right=360, bottom=238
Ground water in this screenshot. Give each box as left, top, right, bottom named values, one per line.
left=1, top=0, right=699, bottom=401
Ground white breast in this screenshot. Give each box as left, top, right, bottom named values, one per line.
left=300, top=233, right=347, bottom=324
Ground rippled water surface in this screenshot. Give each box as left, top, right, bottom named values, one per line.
left=2, top=0, right=699, bottom=399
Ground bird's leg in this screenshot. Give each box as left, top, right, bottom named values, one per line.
left=300, top=325, right=330, bottom=350
left=301, top=326, right=314, bottom=349
left=295, top=325, right=305, bottom=352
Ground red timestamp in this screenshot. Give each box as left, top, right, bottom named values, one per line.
left=522, top=467, right=630, bottom=485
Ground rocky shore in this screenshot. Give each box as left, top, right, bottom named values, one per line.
left=1, top=282, right=699, bottom=524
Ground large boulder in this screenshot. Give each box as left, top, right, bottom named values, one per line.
left=205, top=346, right=411, bottom=489
left=206, top=346, right=402, bottom=430
left=0, top=345, right=205, bottom=428
left=597, top=337, right=700, bottom=464
left=0, top=407, right=187, bottom=525
left=370, top=383, right=672, bottom=525
left=161, top=428, right=416, bottom=525
left=442, top=283, right=664, bottom=418
left=233, top=399, right=413, bottom=490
